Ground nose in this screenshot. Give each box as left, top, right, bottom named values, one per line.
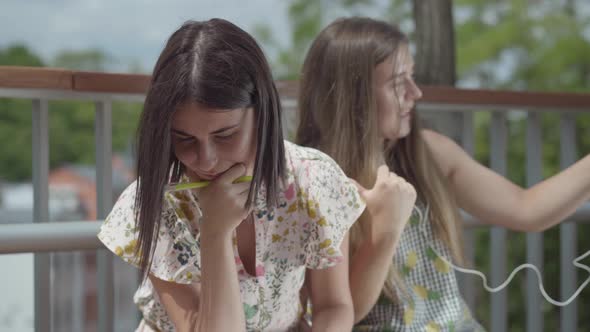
left=408, top=78, right=423, bottom=100
left=195, top=141, right=218, bottom=172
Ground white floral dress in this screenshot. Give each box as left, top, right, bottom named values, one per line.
left=98, top=141, right=365, bottom=331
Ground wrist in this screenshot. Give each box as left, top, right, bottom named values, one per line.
left=200, top=227, right=234, bottom=245
left=365, top=216, right=402, bottom=248
left=199, top=216, right=239, bottom=240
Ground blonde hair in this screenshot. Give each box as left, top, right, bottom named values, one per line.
left=296, top=17, right=464, bottom=302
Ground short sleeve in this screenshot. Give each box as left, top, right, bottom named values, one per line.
left=97, top=181, right=202, bottom=284
left=296, top=149, right=366, bottom=269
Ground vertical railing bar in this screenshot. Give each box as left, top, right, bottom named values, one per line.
left=95, top=100, right=114, bottom=332
left=32, top=99, right=51, bottom=332
left=459, top=110, right=477, bottom=310
left=490, top=111, right=508, bottom=332
left=525, top=112, right=543, bottom=332
left=559, top=112, right=578, bottom=332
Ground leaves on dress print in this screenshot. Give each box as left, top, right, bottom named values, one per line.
left=123, top=222, right=138, bottom=238
left=409, top=214, right=420, bottom=226
left=448, top=321, right=456, bottom=332
left=270, top=259, right=289, bottom=308
left=257, top=285, right=272, bottom=329
left=413, top=285, right=442, bottom=301
left=426, top=246, right=437, bottom=260
left=376, top=293, right=395, bottom=305
left=426, top=246, right=450, bottom=273
left=244, top=303, right=259, bottom=320
left=262, top=250, right=270, bottom=262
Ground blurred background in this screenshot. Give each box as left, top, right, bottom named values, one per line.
left=1, top=0, right=589, bottom=331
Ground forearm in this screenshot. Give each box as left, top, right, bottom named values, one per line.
left=199, top=233, right=245, bottom=332
left=311, top=303, right=354, bottom=331
left=349, top=231, right=400, bottom=323
left=523, top=154, right=590, bottom=231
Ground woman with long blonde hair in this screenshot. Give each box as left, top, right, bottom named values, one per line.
left=296, top=17, right=590, bottom=331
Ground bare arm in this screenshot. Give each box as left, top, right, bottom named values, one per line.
left=310, top=233, right=354, bottom=331
left=349, top=231, right=400, bottom=323
left=151, top=164, right=251, bottom=331
left=150, top=233, right=244, bottom=332
left=423, top=129, right=590, bottom=232
left=149, top=275, right=201, bottom=331
left=347, top=166, right=416, bottom=322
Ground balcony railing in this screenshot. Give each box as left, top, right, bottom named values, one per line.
left=0, top=66, right=589, bottom=332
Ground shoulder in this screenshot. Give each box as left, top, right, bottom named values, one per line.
left=97, top=181, right=141, bottom=265
left=421, top=129, right=458, bottom=151
left=284, top=140, right=344, bottom=185
left=420, top=129, right=468, bottom=177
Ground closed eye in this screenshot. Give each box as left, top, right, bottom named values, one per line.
left=215, top=131, right=237, bottom=141
left=172, top=132, right=195, bottom=142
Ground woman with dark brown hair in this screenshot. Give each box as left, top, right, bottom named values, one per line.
left=297, top=17, right=590, bottom=331
left=98, top=18, right=366, bottom=332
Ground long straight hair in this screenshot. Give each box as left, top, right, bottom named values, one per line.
left=135, top=19, right=286, bottom=278
left=296, top=17, right=463, bottom=302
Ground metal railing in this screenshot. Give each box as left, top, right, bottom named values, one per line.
left=1, top=66, right=589, bottom=332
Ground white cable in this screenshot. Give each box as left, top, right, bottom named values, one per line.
left=414, top=206, right=590, bottom=306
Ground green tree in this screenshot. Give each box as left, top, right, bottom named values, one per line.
left=0, top=44, right=44, bottom=67
left=0, top=44, right=45, bottom=180
left=0, top=44, right=142, bottom=182
left=52, top=49, right=114, bottom=71
left=254, top=0, right=386, bottom=80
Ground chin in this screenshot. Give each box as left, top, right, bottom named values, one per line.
left=398, top=126, right=411, bottom=139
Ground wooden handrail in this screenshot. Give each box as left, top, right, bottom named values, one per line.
left=73, top=71, right=150, bottom=94
left=0, top=66, right=73, bottom=90
left=1, top=66, right=590, bottom=110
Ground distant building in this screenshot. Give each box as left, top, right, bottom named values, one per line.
left=0, top=154, right=139, bottom=332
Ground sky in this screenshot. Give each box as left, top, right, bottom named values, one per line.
left=0, top=0, right=293, bottom=72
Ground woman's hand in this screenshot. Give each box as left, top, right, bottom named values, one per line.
left=195, top=163, right=252, bottom=238
left=353, top=165, right=417, bottom=238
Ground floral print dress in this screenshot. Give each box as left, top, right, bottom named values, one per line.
left=98, top=141, right=365, bottom=331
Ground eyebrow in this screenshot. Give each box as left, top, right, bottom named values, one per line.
left=171, top=124, right=240, bottom=137
left=390, top=65, right=416, bottom=80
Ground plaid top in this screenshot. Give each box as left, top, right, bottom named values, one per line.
left=354, top=205, right=486, bottom=332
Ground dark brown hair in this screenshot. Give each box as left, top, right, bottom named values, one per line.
left=135, top=19, right=285, bottom=277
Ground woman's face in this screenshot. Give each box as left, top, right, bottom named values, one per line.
left=171, top=101, right=257, bottom=181
left=374, top=49, right=423, bottom=140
